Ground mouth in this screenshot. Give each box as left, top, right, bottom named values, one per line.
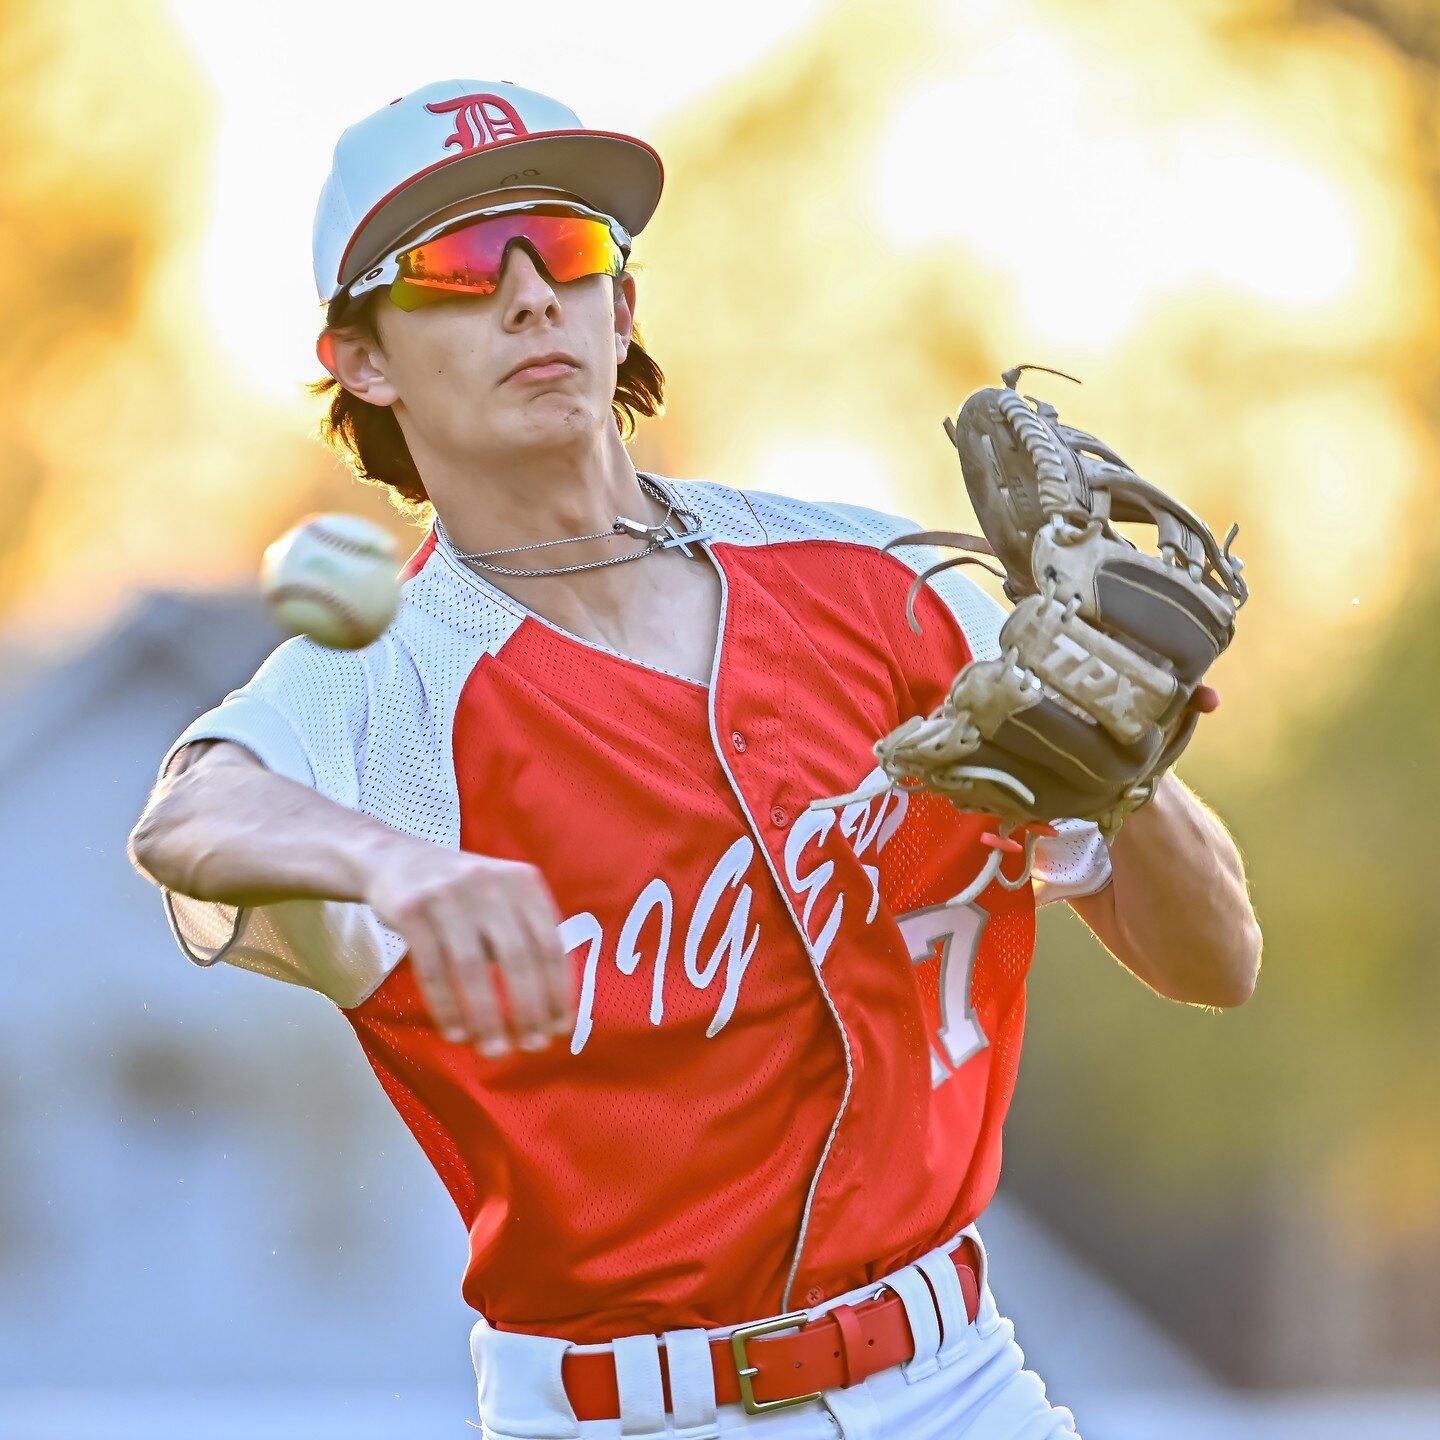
left=503, top=352, right=580, bottom=383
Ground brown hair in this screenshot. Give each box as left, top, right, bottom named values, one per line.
left=304, top=269, right=666, bottom=522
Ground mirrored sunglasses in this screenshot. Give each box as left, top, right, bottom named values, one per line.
left=340, top=200, right=632, bottom=315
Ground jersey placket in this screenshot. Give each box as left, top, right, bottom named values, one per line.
left=700, top=537, right=859, bottom=1317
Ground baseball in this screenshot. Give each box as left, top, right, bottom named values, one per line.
left=260, top=512, right=402, bottom=650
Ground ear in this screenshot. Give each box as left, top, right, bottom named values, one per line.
left=613, top=270, right=637, bottom=365
left=315, top=324, right=400, bottom=406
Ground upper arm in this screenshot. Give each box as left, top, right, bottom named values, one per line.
left=1066, top=878, right=1179, bottom=999
left=150, top=737, right=264, bottom=803
left=169, top=737, right=262, bottom=778
left=143, top=639, right=397, bottom=1006
left=1067, top=881, right=1120, bottom=953
left=130, top=740, right=263, bottom=863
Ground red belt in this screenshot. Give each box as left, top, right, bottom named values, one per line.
left=562, top=1237, right=982, bottom=1420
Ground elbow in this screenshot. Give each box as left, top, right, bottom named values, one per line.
left=1204, top=964, right=1258, bottom=1010
left=127, top=812, right=169, bottom=886
left=128, top=759, right=209, bottom=892
left=1186, top=917, right=1263, bottom=1009
left=1112, top=904, right=1262, bottom=1008
left=1231, top=917, right=1264, bottom=1005
left=128, top=802, right=195, bottom=893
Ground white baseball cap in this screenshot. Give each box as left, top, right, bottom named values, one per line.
left=312, top=79, right=664, bottom=307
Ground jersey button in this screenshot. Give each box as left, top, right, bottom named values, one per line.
left=805, top=1286, right=824, bottom=1305
left=770, top=805, right=790, bottom=828
left=731, top=730, right=747, bottom=753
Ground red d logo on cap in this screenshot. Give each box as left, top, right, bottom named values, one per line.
left=425, top=94, right=530, bottom=154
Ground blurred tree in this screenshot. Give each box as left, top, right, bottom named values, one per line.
left=0, top=0, right=212, bottom=613
left=0, top=0, right=410, bottom=647
left=1313, top=0, right=1440, bottom=66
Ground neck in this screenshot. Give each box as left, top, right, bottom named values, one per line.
left=416, top=427, right=683, bottom=621
left=423, top=426, right=648, bottom=562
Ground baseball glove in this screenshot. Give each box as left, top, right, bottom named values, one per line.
left=824, top=365, right=1247, bottom=885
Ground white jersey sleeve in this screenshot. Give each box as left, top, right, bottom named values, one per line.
left=719, top=489, right=1114, bottom=908
left=153, top=634, right=406, bottom=1007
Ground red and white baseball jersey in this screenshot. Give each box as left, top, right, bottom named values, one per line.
left=155, top=476, right=1111, bottom=1343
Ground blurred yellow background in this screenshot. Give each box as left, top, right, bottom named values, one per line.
left=4, top=0, right=1438, bottom=1409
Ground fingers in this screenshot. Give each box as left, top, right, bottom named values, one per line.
left=403, top=916, right=476, bottom=1045
left=512, top=868, right=577, bottom=1037
left=1188, top=684, right=1221, bottom=714
left=385, top=857, right=573, bottom=1058
left=426, top=894, right=512, bottom=1055
left=478, top=907, right=555, bottom=1052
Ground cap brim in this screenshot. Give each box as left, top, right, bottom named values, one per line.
left=336, top=130, right=663, bottom=296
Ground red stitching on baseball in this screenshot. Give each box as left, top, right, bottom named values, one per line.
left=266, top=582, right=371, bottom=647
left=306, top=521, right=396, bottom=564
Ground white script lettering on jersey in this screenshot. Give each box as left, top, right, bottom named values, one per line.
left=559, top=837, right=760, bottom=1053
left=554, top=781, right=912, bottom=1052
left=784, top=783, right=909, bottom=965
left=796, top=773, right=990, bottom=1089
left=552, top=783, right=904, bottom=1054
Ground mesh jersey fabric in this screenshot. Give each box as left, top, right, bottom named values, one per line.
left=155, top=482, right=1110, bottom=1004
left=150, top=474, right=1113, bottom=1341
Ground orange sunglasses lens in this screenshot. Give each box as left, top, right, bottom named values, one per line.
left=389, top=212, right=625, bottom=310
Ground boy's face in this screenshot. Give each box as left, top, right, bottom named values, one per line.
left=318, top=186, right=637, bottom=469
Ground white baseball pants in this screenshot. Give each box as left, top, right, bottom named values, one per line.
left=469, top=1222, right=1081, bottom=1440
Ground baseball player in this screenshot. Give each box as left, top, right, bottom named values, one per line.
left=127, top=80, right=1261, bottom=1439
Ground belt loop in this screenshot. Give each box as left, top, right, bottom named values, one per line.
left=916, top=1249, right=971, bottom=1367
left=883, top=1266, right=942, bottom=1383
left=662, top=1327, right=720, bottom=1440
left=963, top=1224, right=989, bottom=1295
left=829, top=1302, right=867, bottom=1387
left=469, top=1314, right=581, bottom=1438
left=961, top=1224, right=998, bottom=1329
left=611, top=1332, right=667, bottom=1438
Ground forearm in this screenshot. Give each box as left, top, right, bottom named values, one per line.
left=128, top=745, right=417, bottom=907
left=1090, top=771, right=1262, bottom=1006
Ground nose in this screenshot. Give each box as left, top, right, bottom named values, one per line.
left=499, top=242, right=562, bottom=328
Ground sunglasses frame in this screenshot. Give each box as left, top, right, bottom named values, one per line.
left=338, top=199, right=633, bottom=313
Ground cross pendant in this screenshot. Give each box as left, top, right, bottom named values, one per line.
left=614, top=515, right=711, bottom=559
left=659, top=520, right=716, bottom=558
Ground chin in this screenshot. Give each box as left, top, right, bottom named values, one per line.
left=505, top=397, right=604, bottom=446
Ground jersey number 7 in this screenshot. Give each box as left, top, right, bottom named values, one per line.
left=896, top=903, right=989, bottom=1088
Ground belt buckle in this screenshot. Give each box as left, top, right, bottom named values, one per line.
left=728, top=1309, right=820, bottom=1415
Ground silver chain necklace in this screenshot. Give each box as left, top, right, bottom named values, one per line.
left=441, top=474, right=710, bottom=578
